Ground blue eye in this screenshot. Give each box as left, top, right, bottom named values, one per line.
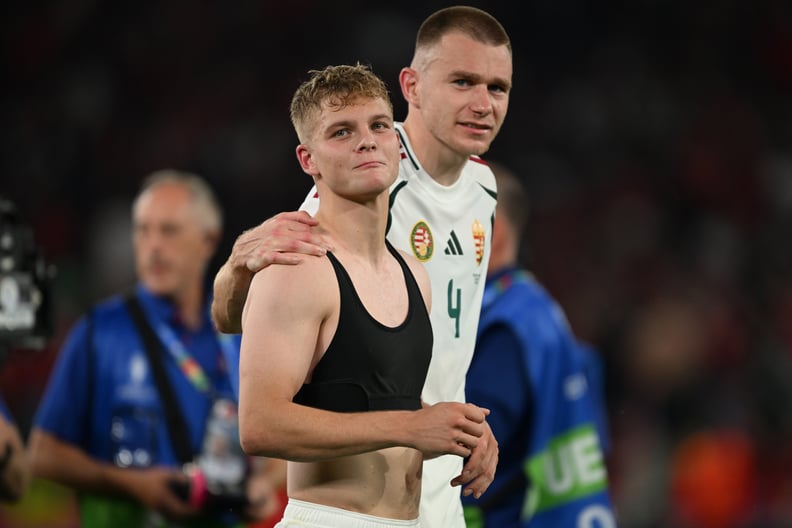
left=489, top=84, right=508, bottom=94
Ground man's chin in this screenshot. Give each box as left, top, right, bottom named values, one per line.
left=141, top=279, right=175, bottom=298
left=464, top=142, right=491, bottom=157
left=456, top=135, right=493, bottom=157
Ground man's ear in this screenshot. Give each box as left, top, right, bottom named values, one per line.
left=296, top=144, right=318, bottom=177
left=204, top=229, right=220, bottom=256
left=399, top=67, right=419, bottom=107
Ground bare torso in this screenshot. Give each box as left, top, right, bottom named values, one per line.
left=285, top=242, right=429, bottom=520
left=288, top=447, right=423, bottom=519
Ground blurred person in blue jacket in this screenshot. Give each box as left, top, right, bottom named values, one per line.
left=28, top=170, right=282, bottom=528
left=462, top=162, right=615, bottom=527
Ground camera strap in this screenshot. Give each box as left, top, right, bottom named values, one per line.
left=124, top=294, right=194, bottom=465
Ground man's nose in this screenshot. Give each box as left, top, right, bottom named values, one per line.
left=470, top=85, right=493, bottom=115
left=357, top=133, right=377, bottom=151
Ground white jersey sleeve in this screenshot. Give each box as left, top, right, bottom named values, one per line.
left=298, top=186, right=320, bottom=216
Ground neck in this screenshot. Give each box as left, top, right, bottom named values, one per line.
left=314, top=193, right=390, bottom=263
left=402, top=115, right=467, bottom=187
left=174, top=285, right=204, bottom=330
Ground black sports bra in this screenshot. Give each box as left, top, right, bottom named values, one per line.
left=293, top=241, right=432, bottom=412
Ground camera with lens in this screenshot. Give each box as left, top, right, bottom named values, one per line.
left=170, top=399, right=251, bottom=516
left=0, top=197, right=54, bottom=359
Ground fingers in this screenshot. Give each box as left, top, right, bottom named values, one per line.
left=145, top=470, right=199, bottom=521
left=233, top=211, right=333, bottom=272
left=414, top=403, right=493, bottom=461
left=446, top=442, right=473, bottom=459
left=273, top=210, right=320, bottom=226
left=246, top=240, right=325, bottom=270
left=457, top=406, right=489, bottom=439
left=460, top=472, right=494, bottom=499
left=452, top=422, right=498, bottom=498
left=160, top=493, right=198, bottom=520
left=463, top=403, right=490, bottom=422
left=452, top=448, right=487, bottom=492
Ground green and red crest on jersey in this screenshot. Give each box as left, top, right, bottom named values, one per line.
left=410, top=221, right=434, bottom=261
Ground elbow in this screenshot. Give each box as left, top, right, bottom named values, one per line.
left=209, top=302, right=226, bottom=333
left=210, top=300, right=233, bottom=334
left=239, top=422, right=281, bottom=459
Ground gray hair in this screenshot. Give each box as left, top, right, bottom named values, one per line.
left=134, top=169, right=223, bottom=234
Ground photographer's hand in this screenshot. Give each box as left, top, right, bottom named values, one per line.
left=123, top=466, right=199, bottom=521
left=30, top=428, right=199, bottom=519
left=243, top=457, right=287, bottom=521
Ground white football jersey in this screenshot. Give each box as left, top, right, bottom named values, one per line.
left=300, top=122, right=497, bottom=528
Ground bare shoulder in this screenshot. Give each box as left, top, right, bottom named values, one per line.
left=250, top=254, right=335, bottom=296
left=244, top=254, right=336, bottom=324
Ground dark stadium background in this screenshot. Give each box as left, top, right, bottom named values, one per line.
left=2, top=1, right=791, bottom=526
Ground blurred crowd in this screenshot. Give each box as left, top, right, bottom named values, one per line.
left=2, top=0, right=791, bottom=527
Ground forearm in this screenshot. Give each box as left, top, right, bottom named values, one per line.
left=29, top=428, right=132, bottom=496
left=211, top=260, right=253, bottom=333
left=241, top=398, right=485, bottom=463
left=240, top=403, right=415, bottom=462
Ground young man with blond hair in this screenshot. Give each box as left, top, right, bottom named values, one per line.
left=238, top=63, right=489, bottom=528
left=215, top=7, right=513, bottom=526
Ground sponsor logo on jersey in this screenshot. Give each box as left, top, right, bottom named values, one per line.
left=472, top=219, right=485, bottom=265
left=410, top=221, right=434, bottom=261
left=444, top=230, right=464, bottom=256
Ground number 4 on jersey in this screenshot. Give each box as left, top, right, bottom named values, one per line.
left=447, top=279, right=461, bottom=338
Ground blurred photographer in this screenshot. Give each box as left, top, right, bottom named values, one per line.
left=0, top=195, right=49, bottom=504
left=28, top=170, right=284, bottom=527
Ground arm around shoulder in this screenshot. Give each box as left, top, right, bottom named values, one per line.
left=212, top=259, right=253, bottom=334
left=212, top=211, right=328, bottom=333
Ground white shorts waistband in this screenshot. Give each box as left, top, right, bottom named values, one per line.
left=275, top=498, right=420, bottom=528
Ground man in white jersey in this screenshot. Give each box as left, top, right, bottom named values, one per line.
left=212, top=7, right=512, bottom=527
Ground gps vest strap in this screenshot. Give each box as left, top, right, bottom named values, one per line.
left=124, top=294, right=194, bottom=465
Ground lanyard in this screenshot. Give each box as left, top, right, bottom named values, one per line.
left=152, top=319, right=236, bottom=396
left=481, top=269, right=533, bottom=310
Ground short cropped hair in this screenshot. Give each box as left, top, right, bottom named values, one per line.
left=290, top=63, right=392, bottom=144
left=415, top=6, right=511, bottom=56
left=134, top=169, right=223, bottom=234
